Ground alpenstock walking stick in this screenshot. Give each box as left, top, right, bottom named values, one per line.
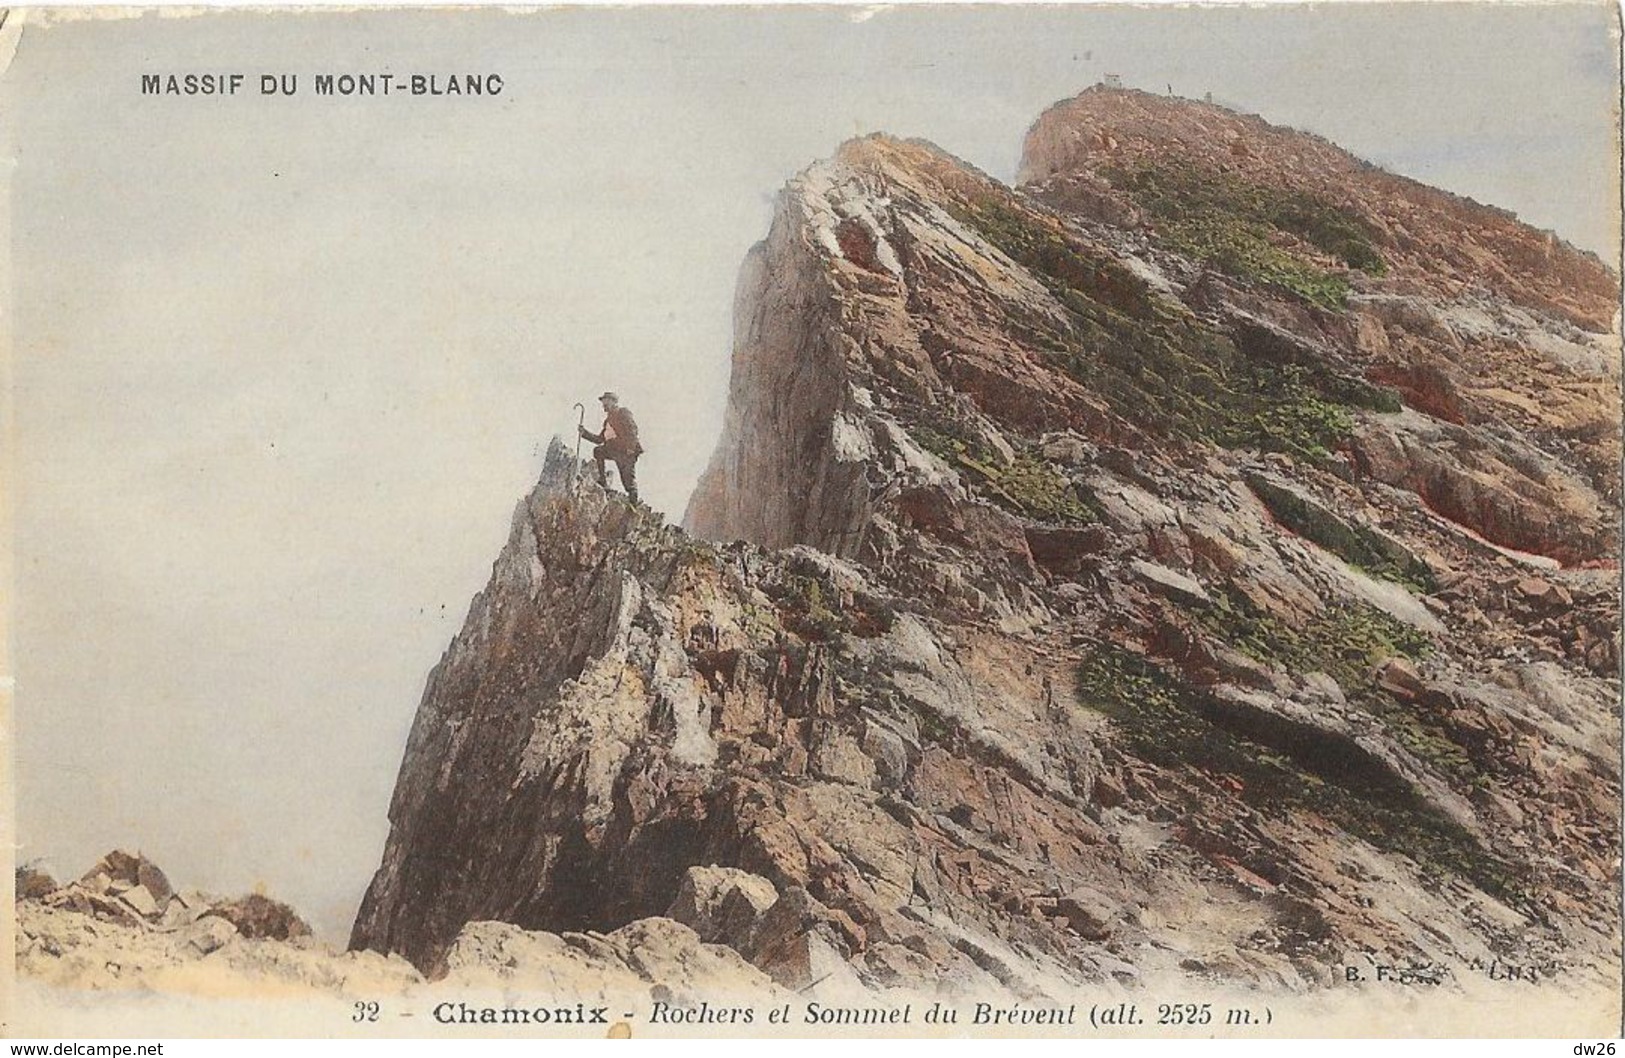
left=572, top=402, right=586, bottom=483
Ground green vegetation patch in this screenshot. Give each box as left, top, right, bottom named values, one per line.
left=1229, top=364, right=1356, bottom=464
left=908, top=414, right=1096, bottom=525
left=1076, top=642, right=1517, bottom=900
left=947, top=197, right=1169, bottom=324
left=944, top=191, right=1393, bottom=465
left=1197, top=588, right=1429, bottom=690
left=963, top=450, right=1094, bottom=525
left=910, top=701, right=957, bottom=746
left=1246, top=474, right=1435, bottom=593
left=1102, top=160, right=1386, bottom=311
left=1196, top=588, right=1477, bottom=786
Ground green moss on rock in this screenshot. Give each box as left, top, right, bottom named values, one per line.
left=1196, top=587, right=1430, bottom=693
left=907, top=414, right=1095, bottom=525
left=959, top=450, right=1095, bottom=525
left=1246, top=473, right=1436, bottom=592
left=1196, top=587, right=1478, bottom=786
left=1102, top=160, right=1386, bottom=311
left=1076, top=643, right=1516, bottom=900
left=762, top=566, right=896, bottom=644
left=945, top=190, right=1387, bottom=466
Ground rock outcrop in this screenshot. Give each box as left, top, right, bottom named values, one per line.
left=17, top=853, right=760, bottom=1003
left=35, top=850, right=195, bottom=932
left=352, top=87, right=1621, bottom=998
left=24, top=849, right=317, bottom=951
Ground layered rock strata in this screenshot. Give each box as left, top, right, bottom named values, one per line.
left=354, top=88, right=1621, bottom=997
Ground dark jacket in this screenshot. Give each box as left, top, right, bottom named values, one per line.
left=586, top=406, right=643, bottom=458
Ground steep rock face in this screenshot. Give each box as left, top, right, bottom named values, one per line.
left=353, top=441, right=1119, bottom=988
left=683, top=185, right=877, bottom=557
left=351, top=447, right=762, bottom=970
left=358, top=89, right=1621, bottom=996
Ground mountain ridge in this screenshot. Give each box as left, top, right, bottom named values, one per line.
left=350, top=87, right=1621, bottom=999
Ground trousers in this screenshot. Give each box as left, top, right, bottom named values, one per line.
left=592, top=444, right=638, bottom=503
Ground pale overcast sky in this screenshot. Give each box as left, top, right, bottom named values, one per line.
left=7, top=4, right=1619, bottom=938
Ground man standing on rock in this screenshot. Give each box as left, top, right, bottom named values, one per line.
left=579, top=391, right=643, bottom=504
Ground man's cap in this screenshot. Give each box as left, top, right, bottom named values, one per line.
left=599, top=391, right=618, bottom=402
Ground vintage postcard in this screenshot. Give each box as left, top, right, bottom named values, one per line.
left=4, top=1, right=1621, bottom=1042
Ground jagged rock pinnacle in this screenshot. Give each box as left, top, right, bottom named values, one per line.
left=540, top=435, right=578, bottom=493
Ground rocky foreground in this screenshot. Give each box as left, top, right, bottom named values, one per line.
left=16, top=854, right=782, bottom=1002
left=346, top=87, right=1620, bottom=1005
left=18, top=855, right=1613, bottom=1038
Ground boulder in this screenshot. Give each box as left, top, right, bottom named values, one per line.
left=746, top=887, right=860, bottom=989
left=202, top=893, right=312, bottom=940
left=79, top=850, right=142, bottom=890
left=137, top=858, right=175, bottom=907
left=84, top=889, right=145, bottom=927
left=117, top=884, right=160, bottom=919
left=15, top=865, right=57, bottom=901
left=665, top=866, right=779, bottom=950
left=1375, top=656, right=1425, bottom=701
left=159, top=897, right=199, bottom=929
left=1054, top=885, right=1116, bottom=941
left=75, top=851, right=174, bottom=919
left=1131, top=559, right=1210, bottom=606
left=860, top=720, right=911, bottom=789
left=184, top=916, right=239, bottom=956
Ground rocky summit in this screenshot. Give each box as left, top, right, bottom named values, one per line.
left=350, top=87, right=1621, bottom=997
